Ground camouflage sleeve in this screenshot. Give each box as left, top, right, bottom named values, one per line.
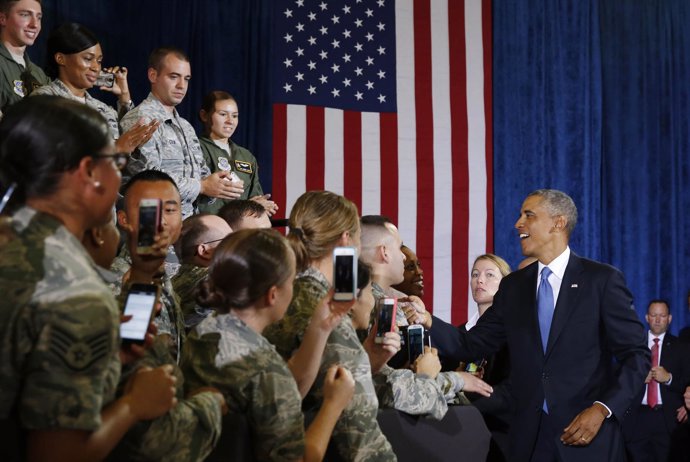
left=114, top=336, right=222, bottom=461
left=20, top=294, right=118, bottom=431
left=128, top=391, right=223, bottom=462
left=436, top=371, right=465, bottom=400
left=373, top=365, right=448, bottom=420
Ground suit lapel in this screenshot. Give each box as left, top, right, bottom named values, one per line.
left=545, top=253, right=584, bottom=359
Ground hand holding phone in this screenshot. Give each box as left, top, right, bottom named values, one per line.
left=375, top=297, right=397, bottom=343
left=136, top=198, right=162, bottom=255
left=413, top=346, right=441, bottom=379
left=406, top=324, right=425, bottom=363
left=95, top=71, right=115, bottom=88
left=333, top=247, right=357, bottom=301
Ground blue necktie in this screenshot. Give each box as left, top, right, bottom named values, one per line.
left=538, top=267, right=554, bottom=352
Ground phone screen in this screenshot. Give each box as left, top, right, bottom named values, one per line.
left=407, top=326, right=424, bottom=363
left=375, top=299, right=395, bottom=339
left=137, top=203, right=159, bottom=248
left=334, top=254, right=355, bottom=295
left=120, top=286, right=157, bottom=342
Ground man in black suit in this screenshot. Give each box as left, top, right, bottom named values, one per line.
left=409, top=189, right=650, bottom=461
left=623, top=300, right=690, bottom=462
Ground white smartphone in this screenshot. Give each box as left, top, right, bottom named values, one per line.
left=120, top=283, right=159, bottom=345
left=136, top=198, right=162, bottom=255
left=407, top=324, right=425, bottom=363
left=333, top=246, right=357, bottom=301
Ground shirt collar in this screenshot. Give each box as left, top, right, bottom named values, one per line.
left=648, top=331, right=666, bottom=342
left=537, top=246, right=570, bottom=280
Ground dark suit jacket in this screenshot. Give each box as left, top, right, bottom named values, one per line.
left=430, top=253, right=650, bottom=462
left=623, top=333, right=690, bottom=436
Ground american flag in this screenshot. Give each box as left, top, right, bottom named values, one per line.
left=272, top=0, right=492, bottom=325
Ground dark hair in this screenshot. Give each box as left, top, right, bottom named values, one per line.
left=199, top=90, right=237, bottom=133
left=148, top=47, right=189, bottom=72
left=287, top=191, right=360, bottom=272
left=196, top=229, right=294, bottom=312
left=0, top=95, right=110, bottom=209
left=177, top=213, right=212, bottom=262
left=361, top=215, right=393, bottom=226
left=218, top=200, right=265, bottom=230
left=120, top=170, right=179, bottom=198
left=0, top=0, right=42, bottom=15
left=647, top=299, right=670, bottom=314
left=45, top=22, right=99, bottom=78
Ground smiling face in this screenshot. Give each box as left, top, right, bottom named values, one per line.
left=207, top=99, right=239, bottom=141
left=0, top=0, right=42, bottom=49
left=393, top=246, right=424, bottom=297
left=58, top=43, right=102, bottom=91
left=514, top=194, right=568, bottom=264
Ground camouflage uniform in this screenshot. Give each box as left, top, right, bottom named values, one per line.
left=109, top=245, right=185, bottom=362
left=265, top=268, right=396, bottom=462
left=0, top=43, right=49, bottom=112
left=197, top=136, right=264, bottom=214
left=31, top=79, right=133, bottom=140
left=120, top=93, right=210, bottom=219
left=108, top=336, right=223, bottom=462
left=0, top=207, right=121, bottom=456
left=182, top=312, right=306, bottom=461
left=171, top=263, right=213, bottom=329
left=370, top=282, right=468, bottom=411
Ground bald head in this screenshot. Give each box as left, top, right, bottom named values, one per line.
left=177, top=214, right=232, bottom=265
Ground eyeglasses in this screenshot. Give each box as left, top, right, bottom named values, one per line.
left=194, top=237, right=225, bottom=256
left=201, top=237, right=225, bottom=246
left=92, top=152, right=129, bottom=171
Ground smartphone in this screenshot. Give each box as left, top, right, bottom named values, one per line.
left=95, top=71, right=115, bottom=88
left=407, top=324, right=425, bottom=363
left=375, top=297, right=397, bottom=344
left=333, top=247, right=357, bottom=301
left=120, top=283, right=159, bottom=344
left=465, top=358, right=486, bottom=373
left=136, top=198, right=162, bottom=255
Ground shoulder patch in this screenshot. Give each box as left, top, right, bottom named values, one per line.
left=49, top=327, right=111, bottom=372
left=234, top=160, right=253, bottom=174
left=217, top=157, right=232, bottom=171
left=13, top=80, right=25, bottom=97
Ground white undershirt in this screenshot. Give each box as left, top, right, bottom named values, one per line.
left=9, top=50, right=25, bottom=67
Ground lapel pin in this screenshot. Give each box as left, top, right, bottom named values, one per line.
left=571, top=284, right=578, bottom=288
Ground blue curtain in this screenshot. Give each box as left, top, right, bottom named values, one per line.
left=493, top=0, right=690, bottom=332
left=34, top=0, right=275, bottom=192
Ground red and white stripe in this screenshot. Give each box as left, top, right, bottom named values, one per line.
left=272, top=0, right=493, bottom=325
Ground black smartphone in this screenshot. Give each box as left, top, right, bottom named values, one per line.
left=120, top=283, right=159, bottom=345
left=136, top=198, right=162, bottom=254
left=375, top=297, right=397, bottom=343
left=407, top=324, right=425, bottom=363
left=333, top=246, right=357, bottom=301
